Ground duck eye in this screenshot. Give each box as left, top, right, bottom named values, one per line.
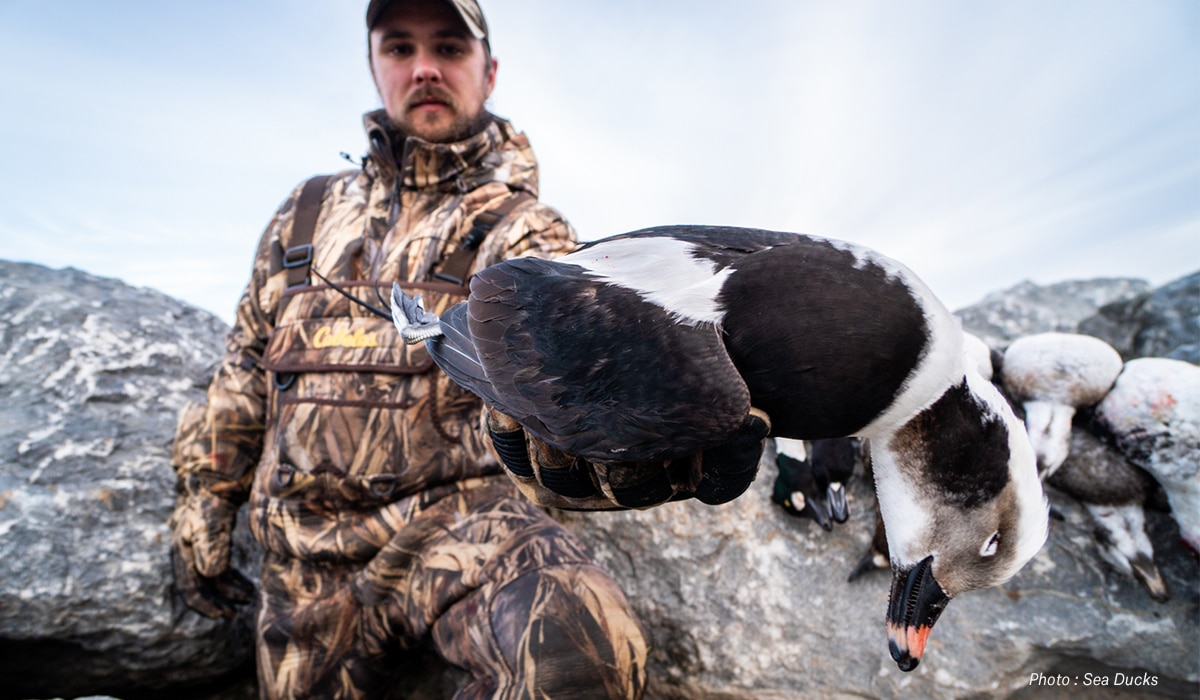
left=980, top=531, right=1001, bottom=557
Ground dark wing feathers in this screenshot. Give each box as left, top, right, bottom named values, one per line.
left=429, top=255, right=751, bottom=462
left=425, top=302, right=490, bottom=389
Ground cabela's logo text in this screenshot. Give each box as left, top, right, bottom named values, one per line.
left=313, top=326, right=380, bottom=349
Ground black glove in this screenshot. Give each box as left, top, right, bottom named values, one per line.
left=486, top=405, right=769, bottom=510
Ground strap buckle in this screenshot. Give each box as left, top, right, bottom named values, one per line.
left=367, top=475, right=399, bottom=499
left=282, top=244, right=314, bottom=289
left=282, top=244, right=313, bottom=269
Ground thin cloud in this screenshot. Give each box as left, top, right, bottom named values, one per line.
left=1, top=0, right=1196, bottom=323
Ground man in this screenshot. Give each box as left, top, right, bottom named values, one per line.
left=169, top=1, right=649, bottom=697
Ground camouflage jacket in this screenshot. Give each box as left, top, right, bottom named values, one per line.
left=172, top=111, right=577, bottom=567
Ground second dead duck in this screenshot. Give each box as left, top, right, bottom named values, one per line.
left=1048, top=425, right=1171, bottom=603
left=772, top=436, right=857, bottom=530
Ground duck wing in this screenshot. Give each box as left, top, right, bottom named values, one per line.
left=431, top=255, right=752, bottom=462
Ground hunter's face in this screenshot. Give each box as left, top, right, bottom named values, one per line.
left=369, top=0, right=496, bottom=143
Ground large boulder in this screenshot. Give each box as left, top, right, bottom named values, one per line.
left=0, top=262, right=258, bottom=699
left=954, top=277, right=1151, bottom=350
left=1078, top=272, right=1200, bottom=364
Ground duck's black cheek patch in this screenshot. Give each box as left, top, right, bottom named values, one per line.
left=897, top=382, right=1011, bottom=509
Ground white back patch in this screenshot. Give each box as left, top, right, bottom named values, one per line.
left=561, top=237, right=731, bottom=325
left=774, top=437, right=808, bottom=462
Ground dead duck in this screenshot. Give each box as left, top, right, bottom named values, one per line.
left=771, top=437, right=856, bottom=530
left=393, top=225, right=1048, bottom=671
left=1048, top=425, right=1170, bottom=602
left=1090, top=357, right=1200, bottom=557
left=1001, top=332, right=1123, bottom=478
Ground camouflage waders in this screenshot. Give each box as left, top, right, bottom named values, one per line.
left=256, top=480, right=647, bottom=700
left=171, top=113, right=648, bottom=699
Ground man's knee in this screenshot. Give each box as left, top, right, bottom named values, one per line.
left=489, top=564, right=649, bottom=699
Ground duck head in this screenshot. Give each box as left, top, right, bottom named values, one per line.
left=870, top=369, right=1048, bottom=671
left=1021, top=401, right=1078, bottom=478
left=772, top=438, right=849, bottom=530
left=1087, top=504, right=1171, bottom=603
left=1000, top=332, right=1124, bottom=479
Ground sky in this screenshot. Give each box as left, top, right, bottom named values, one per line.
left=1, top=0, right=1197, bottom=325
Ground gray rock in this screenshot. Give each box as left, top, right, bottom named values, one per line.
left=0, top=262, right=257, bottom=698
left=1078, top=272, right=1200, bottom=364
left=3, top=265, right=1197, bottom=699
left=954, top=278, right=1152, bottom=351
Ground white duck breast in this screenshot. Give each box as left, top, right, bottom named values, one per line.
left=392, top=225, right=1048, bottom=672
left=1001, top=332, right=1124, bottom=477
left=1092, top=357, right=1200, bottom=553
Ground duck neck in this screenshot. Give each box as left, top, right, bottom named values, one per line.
left=859, top=311, right=965, bottom=440
left=868, top=437, right=930, bottom=567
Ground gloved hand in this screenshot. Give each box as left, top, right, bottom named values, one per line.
left=485, top=406, right=622, bottom=509
left=169, top=493, right=254, bottom=619
left=484, top=405, right=770, bottom=510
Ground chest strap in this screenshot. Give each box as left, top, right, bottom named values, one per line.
left=271, top=179, right=534, bottom=316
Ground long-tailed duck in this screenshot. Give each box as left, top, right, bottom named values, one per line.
left=1090, top=357, right=1200, bottom=556
left=393, top=226, right=1048, bottom=671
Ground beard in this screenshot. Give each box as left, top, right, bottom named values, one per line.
left=395, top=86, right=493, bottom=144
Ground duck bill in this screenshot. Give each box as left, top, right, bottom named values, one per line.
left=1129, top=553, right=1171, bottom=604
left=826, top=481, right=849, bottom=523
left=886, top=555, right=951, bottom=672
left=804, top=491, right=833, bottom=531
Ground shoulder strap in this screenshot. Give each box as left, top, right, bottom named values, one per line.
left=283, top=174, right=333, bottom=289
left=434, top=191, right=535, bottom=285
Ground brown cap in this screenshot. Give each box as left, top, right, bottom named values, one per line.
left=366, top=0, right=489, bottom=41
